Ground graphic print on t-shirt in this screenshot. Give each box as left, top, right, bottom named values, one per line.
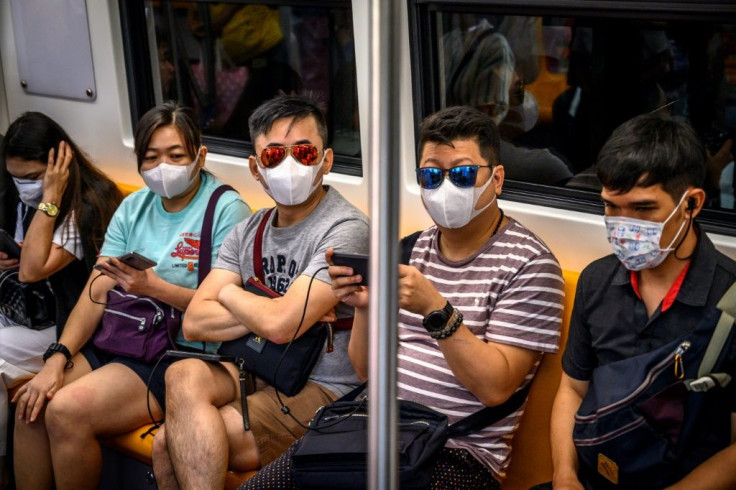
left=170, top=231, right=201, bottom=272
left=262, top=253, right=299, bottom=294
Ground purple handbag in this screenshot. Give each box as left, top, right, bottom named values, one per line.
left=92, top=185, right=235, bottom=363
left=93, top=286, right=181, bottom=363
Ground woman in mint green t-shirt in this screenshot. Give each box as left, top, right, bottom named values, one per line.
left=12, top=102, right=251, bottom=490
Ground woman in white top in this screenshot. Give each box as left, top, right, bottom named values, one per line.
left=0, top=112, right=122, bottom=485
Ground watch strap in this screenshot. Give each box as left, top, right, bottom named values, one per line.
left=43, top=342, right=74, bottom=369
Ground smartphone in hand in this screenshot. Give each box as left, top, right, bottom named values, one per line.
left=118, top=252, right=157, bottom=270
left=94, top=252, right=157, bottom=271
left=0, top=229, right=21, bottom=259
left=331, top=252, right=369, bottom=286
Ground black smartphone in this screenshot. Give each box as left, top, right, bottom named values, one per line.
left=165, top=350, right=236, bottom=363
left=0, top=229, right=21, bottom=259
left=95, top=252, right=157, bottom=271
left=331, top=252, right=369, bottom=286
left=119, top=252, right=157, bottom=270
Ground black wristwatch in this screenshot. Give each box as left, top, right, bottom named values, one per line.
left=43, top=342, right=74, bottom=369
left=422, top=301, right=454, bottom=333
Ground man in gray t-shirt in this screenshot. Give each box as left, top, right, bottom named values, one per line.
left=152, top=95, right=369, bottom=489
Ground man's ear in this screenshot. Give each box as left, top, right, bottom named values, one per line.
left=685, top=188, right=706, bottom=218
left=493, top=164, right=505, bottom=196
left=321, top=148, right=334, bottom=176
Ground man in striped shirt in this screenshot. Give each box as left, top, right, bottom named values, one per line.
left=330, top=105, right=565, bottom=488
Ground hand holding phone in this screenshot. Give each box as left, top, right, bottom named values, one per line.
left=0, top=230, right=21, bottom=260
left=94, top=252, right=157, bottom=272
left=331, top=252, right=369, bottom=286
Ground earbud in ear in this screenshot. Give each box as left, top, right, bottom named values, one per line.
left=687, top=197, right=695, bottom=211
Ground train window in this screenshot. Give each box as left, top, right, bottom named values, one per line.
left=120, top=1, right=361, bottom=175
left=411, top=2, right=736, bottom=234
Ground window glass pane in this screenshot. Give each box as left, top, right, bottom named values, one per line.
left=148, top=1, right=360, bottom=159
left=435, top=12, right=736, bottom=212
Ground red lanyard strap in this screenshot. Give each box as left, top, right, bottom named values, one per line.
left=252, top=208, right=275, bottom=283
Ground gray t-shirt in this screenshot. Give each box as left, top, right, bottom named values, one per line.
left=215, top=186, right=369, bottom=395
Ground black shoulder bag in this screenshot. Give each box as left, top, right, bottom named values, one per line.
left=0, top=268, right=55, bottom=329
left=0, top=208, right=56, bottom=329
left=291, top=382, right=531, bottom=489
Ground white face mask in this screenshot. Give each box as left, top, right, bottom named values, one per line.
left=604, top=192, right=689, bottom=271
left=504, top=90, right=539, bottom=134
left=13, top=177, right=44, bottom=208
left=142, top=149, right=201, bottom=199
left=259, top=155, right=324, bottom=206
left=421, top=168, right=496, bottom=229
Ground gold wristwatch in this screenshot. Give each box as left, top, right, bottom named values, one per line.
left=38, top=202, right=60, bottom=217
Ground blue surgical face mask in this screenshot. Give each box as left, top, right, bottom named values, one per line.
left=604, top=192, right=689, bottom=271
left=13, top=177, right=44, bottom=208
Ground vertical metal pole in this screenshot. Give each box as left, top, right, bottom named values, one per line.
left=367, top=0, right=401, bottom=489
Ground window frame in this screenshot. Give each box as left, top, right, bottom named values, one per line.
left=408, top=0, right=736, bottom=236
left=119, top=0, right=363, bottom=176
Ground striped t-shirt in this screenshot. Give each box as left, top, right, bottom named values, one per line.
left=397, top=219, right=564, bottom=480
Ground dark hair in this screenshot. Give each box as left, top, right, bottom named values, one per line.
left=134, top=102, right=201, bottom=170
left=248, top=94, right=328, bottom=148
left=1, top=112, right=123, bottom=262
left=417, top=106, right=500, bottom=166
left=596, top=113, right=706, bottom=201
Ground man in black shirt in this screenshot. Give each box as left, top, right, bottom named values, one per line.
left=550, top=113, right=736, bottom=489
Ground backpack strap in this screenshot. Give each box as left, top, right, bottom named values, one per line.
left=198, top=184, right=237, bottom=285
left=685, top=282, right=736, bottom=391
left=336, top=380, right=530, bottom=439
left=400, top=231, right=422, bottom=266
left=716, top=281, right=736, bottom=318
left=338, top=381, right=368, bottom=402
left=447, top=381, right=532, bottom=438
left=252, top=208, right=276, bottom=283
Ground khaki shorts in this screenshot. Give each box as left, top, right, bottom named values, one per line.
left=248, top=381, right=337, bottom=466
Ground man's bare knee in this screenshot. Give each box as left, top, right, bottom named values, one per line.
left=165, top=359, right=236, bottom=409
left=165, top=359, right=212, bottom=404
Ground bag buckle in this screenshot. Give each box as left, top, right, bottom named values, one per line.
left=685, top=373, right=731, bottom=392
left=686, top=376, right=717, bottom=392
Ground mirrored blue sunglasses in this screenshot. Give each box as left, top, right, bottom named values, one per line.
left=415, top=165, right=493, bottom=190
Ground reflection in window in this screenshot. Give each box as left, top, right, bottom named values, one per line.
left=435, top=12, right=736, bottom=211
left=149, top=2, right=360, bottom=159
